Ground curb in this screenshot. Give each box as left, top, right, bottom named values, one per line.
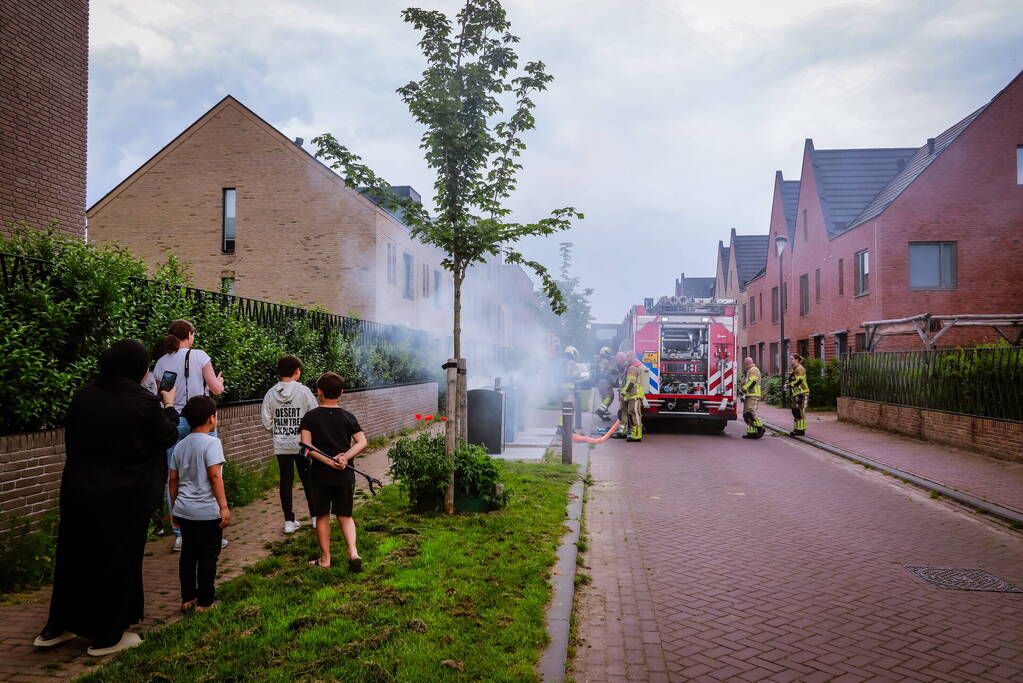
left=536, top=444, right=589, bottom=682
left=761, top=421, right=1023, bottom=527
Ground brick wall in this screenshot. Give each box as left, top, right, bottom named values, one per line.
left=0, top=382, right=437, bottom=535
left=838, top=397, right=1023, bottom=462
left=0, top=0, right=88, bottom=238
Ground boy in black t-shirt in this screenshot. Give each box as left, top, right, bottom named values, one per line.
left=299, top=372, right=367, bottom=571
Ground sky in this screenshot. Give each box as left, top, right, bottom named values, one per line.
left=88, top=0, right=1023, bottom=322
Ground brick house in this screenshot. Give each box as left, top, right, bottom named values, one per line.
left=738, top=70, right=1023, bottom=373
left=0, top=0, right=88, bottom=238
left=86, top=95, right=455, bottom=336
left=714, top=228, right=770, bottom=358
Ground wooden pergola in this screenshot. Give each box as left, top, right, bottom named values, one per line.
left=861, top=313, right=1023, bottom=351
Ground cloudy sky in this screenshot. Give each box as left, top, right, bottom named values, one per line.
left=88, top=0, right=1022, bottom=321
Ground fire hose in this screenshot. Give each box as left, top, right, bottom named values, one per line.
left=298, top=441, right=384, bottom=495
left=571, top=420, right=621, bottom=444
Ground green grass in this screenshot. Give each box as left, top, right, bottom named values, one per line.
left=81, top=461, right=578, bottom=682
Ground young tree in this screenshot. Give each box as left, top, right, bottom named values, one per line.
left=535, top=242, right=593, bottom=354
left=313, top=0, right=582, bottom=364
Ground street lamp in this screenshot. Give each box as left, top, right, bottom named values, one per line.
left=775, top=234, right=788, bottom=376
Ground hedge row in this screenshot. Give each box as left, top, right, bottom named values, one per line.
left=0, top=227, right=436, bottom=435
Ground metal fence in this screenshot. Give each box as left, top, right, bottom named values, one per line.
left=1, top=250, right=434, bottom=349
left=840, top=347, right=1023, bottom=423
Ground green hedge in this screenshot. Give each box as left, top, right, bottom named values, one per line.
left=0, top=227, right=436, bottom=434
left=763, top=358, right=840, bottom=409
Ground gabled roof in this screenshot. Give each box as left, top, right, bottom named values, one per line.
left=681, top=276, right=716, bottom=299
left=718, top=241, right=730, bottom=283
left=780, top=179, right=801, bottom=241
left=732, top=234, right=769, bottom=287
left=848, top=104, right=988, bottom=230
left=808, top=143, right=917, bottom=238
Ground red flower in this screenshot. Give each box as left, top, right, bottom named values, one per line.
left=425, top=415, right=434, bottom=421
left=415, top=414, right=422, bottom=420
left=441, top=417, right=447, bottom=421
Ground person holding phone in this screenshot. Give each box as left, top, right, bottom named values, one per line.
left=153, top=320, right=226, bottom=551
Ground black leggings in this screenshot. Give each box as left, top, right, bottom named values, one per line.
left=277, top=454, right=311, bottom=522
left=174, top=517, right=223, bottom=606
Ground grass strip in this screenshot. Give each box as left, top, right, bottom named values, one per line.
left=80, top=460, right=577, bottom=682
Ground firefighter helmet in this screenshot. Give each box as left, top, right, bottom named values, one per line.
left=564, top=346, right=579, bottom=361
left=599, top=346, right=612, bottom=358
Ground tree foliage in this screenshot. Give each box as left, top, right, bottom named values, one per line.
left=313, top=0, right=582, bottom=357
left=533, top=241, right=593, bottom=353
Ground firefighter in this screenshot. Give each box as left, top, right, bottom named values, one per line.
left=594, top=347, right=615, bottom=420
left=785, top=353, right=810, bottom=436
left=738, top=357, right=765, bottom=439
left=556, top=346, right=583, bottom=436
left=620, top=355, right=646, bottom=442
left=611, top=352, right=630, bottom=439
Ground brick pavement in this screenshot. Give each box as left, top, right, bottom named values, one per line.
left=0, top=439, right=399, bottom=682
left=757, top=404, right=1023, bottom=514
left=574, top=418, right=1023, bottom=682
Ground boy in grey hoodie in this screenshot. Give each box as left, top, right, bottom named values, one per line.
left=261, top=355, right=320, bottom=534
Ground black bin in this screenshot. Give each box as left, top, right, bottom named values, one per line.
left=468, top=388, right=505, bottom=454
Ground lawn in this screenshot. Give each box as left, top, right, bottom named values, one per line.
left=80, top=460, right=577, bottom=682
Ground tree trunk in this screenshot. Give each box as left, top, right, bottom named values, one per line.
left=445, top=269, right=465, bottom=514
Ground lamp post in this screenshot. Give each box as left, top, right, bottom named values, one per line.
left=775, top=235, right=788, bottom=376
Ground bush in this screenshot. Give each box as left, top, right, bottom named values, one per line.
left=761, top=358, right=839, bottom=409
left=454, top=443, right=508, bottom=509
left=387, top=432, right=451, bottom=511
left=0, top=226, right=435, bottom=434
left=0, top=512, right=59, bottom=594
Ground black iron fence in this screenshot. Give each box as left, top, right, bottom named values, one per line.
left=840, top=347, right=1023, bottom=422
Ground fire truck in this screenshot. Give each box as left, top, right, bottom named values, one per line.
left=618, top=295, right=738, bottom=429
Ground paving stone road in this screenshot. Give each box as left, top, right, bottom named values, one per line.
left=574, top=418, right=1023, bottom=683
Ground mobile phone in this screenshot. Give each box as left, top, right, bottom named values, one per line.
left=159, top=370, right=178, bottom=393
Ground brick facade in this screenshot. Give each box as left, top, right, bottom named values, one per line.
left=0, top=0, right=88, bottom=238
left=838, top=397, right=1023, bottom=462
left=0, top=382, right=437, bottom=535
left=739, top=72, right=1023, bottom=372
left=86, top=97, right=451, bottom=336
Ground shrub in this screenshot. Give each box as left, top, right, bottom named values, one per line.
left=0, top=512, right=59, bottom=594
left=761, top=358, right=839, bottom=409
left=0, top=226, right=435, bottom=434
left=387, top=432, right=451, bottom=511
left=454, top=443, right=508, bottom=509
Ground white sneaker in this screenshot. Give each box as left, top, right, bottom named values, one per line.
left=311, top=516, right=317, bottom=528
left=221, top=538, right=229, bottom=549
left=173, top=535, right=182, bottom=552
left=283, top=520, right=300, bottom=534
left=33, top=630, right=76, bottom=648
left=87, top=631, right=142, bottom=657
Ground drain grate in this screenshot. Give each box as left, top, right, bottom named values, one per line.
left=905, top=566, right=1023, bottom=593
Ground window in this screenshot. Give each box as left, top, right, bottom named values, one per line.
left=854, top=249, right=869, bottom=296
left=798, top=339, right=808, bottom=358
left=741, top=303, right=747, bottom=328
left=815, top=268, right=821, bottom=303
left=759, top=296, right=763, bottom=321
left=855, top=332, right=867, bottom=352
left=769, top=342, right=779, bottom=374
left=422, top=263, right=430, bottom=297
left=838, top=258, right=844, bottom=296
left=836, top=332, right=848, bottom=358
left=802, top=209, right=807, bottom=241
left=220, top=277, right=235, bottom=295
left=222, top=188, right=236, bottom=253
left=1018, top=146, right=1023, bottom=185
left=758, top=342, right=765, bottom=369
left=771, top=287, right=779, bottom=323
left=433, top=270, right=442, bottom=309
left=799, top=274, right=809, bottom=317
left=750, top=295, right=756, bottom=323
left=909, top=241, right=957, bottom=290
left=386, top=243, right=397, bottom=285
left=402, top=252, right=413, bottom=300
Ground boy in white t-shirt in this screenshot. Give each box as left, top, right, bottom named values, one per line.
left=169, top=396, right=231, bottom=612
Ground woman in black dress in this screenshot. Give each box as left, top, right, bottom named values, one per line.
left=34, top=339, right=180, bottom=656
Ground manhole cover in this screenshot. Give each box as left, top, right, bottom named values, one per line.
left=905, top=566, right=1023, bottom=593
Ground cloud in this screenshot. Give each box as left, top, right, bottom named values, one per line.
left=89, top=0, right=1023, bottom=321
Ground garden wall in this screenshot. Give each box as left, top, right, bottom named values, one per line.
left=837, top=397, right=1023, bottom=462
left=0, top=382, right=437, bottom=534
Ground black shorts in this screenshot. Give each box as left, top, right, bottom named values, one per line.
left=307, top=481, right=355, bottom=517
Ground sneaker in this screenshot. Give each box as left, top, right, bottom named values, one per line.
left=283, top=520, right=301, bottom=534
left=311, top=516, right=318, bottom=528
left=742, top=434, right=756, bottom=439
left=34, top=628, right=76, bottom=648
left=87, top=631, right=142, bottom=657
left=173, top=535, right=182, bottom=552
left=221, top=538, right=229, bottom=549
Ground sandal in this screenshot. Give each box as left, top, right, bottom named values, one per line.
left=348, top=557, right=363, bottom=573
left=309, top=559, right=330, bottom=569
left=181, top=599, right=197, bottom=613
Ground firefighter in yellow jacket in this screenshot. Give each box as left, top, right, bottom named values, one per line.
left=621, top=356, right=646, bottom=442
left=738, top=357, right=765, bottom=439
left=785, top=353, right=810, bottom=436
